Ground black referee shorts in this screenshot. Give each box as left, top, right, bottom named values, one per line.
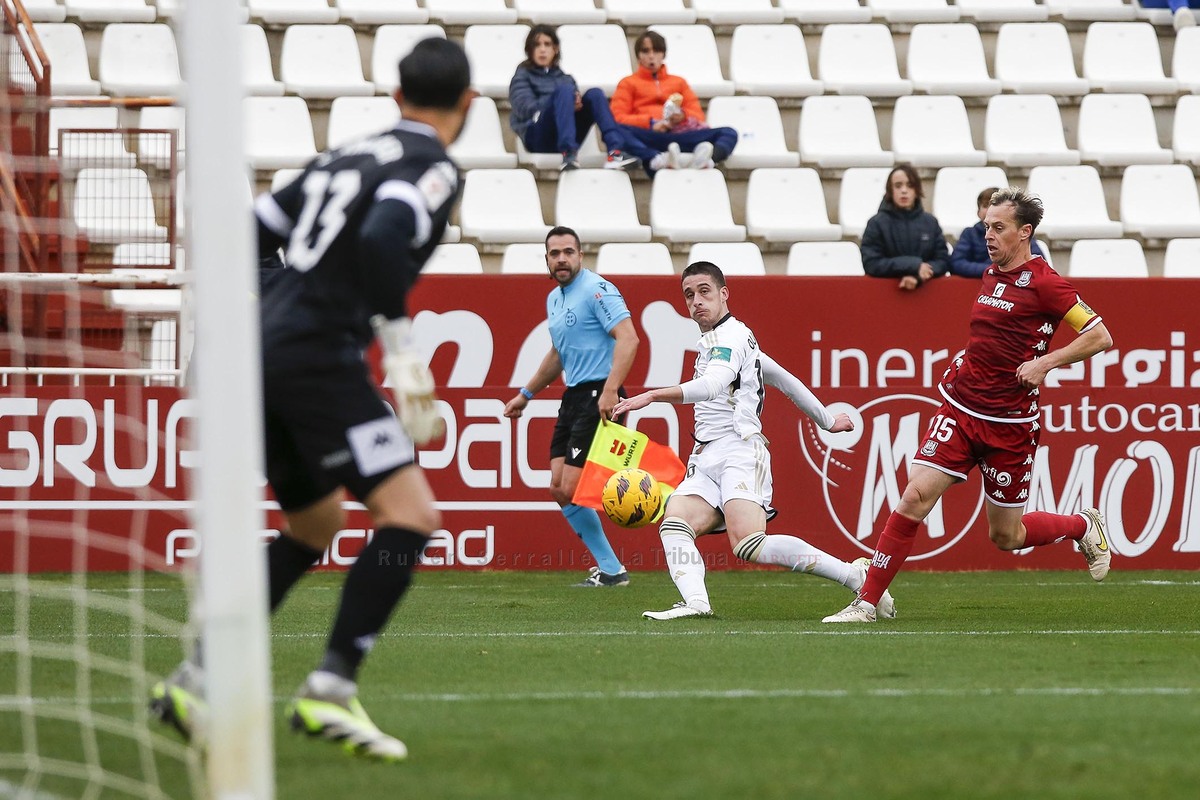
left=549, top=379, right=625, bottom=468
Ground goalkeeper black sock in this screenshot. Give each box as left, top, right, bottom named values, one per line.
left=320, top=527, right=428, bottom=682
left=267, top=533, right=324, bottom=613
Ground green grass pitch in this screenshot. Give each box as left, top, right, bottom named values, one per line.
left=3, top=569, right=1198, bottom=799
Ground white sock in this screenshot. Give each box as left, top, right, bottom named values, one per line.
left=755, top=535, right=858, bottom=589
left=659, top=518, right=711, bottom=611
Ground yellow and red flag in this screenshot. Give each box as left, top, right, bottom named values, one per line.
left=571, top=420, right=686, bottom=517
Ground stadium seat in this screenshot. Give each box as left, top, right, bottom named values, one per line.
left=687, top=242, right=765, bottom=276
left=892, top=96, right=987, bottom=167
left=985, top=94, right=1081, bottom=167
left=1026, top=165, right=1123, bottom=240
left=247, top=0, right=339, bottom=24
left=1162, top=239, right=1200, bottom=277
left=837, top=166, right=893, bottom=238
left=23, top=1, right=67, bottom=23
left=555, top=170, right=651, bottom=243
left=423, top=243, right=484, bottom=274
left=137, top=105, right=186, bottom=170
left=817, top=24, right=913, bottom=98
left=1174, top=96, right=1200, bottom=166
left=1077, top=94, right=1172, bottom=166
left=459, top=169, right=551, bottom=243
left=779, top=0, right=872, bottom=24
left=280, top=25, right=373, bottom=98
left=601, top=0, right=694, bottom=24
left=595, top=242, right=676, bottom=275
left=463, top=24, right=530, bottom=98
left=72, top=167, right=167, bottom=244
left=786, top=241, right=864, bottom=276
left=728, top=25, right=823, bottom=99
left=931, top=165, right=1009, bottom=238
left=513, top=0, right=605, bottom=24
left=500, top=242, right=549, bottom=274
left=650, top=171, right=746, bottom=243
left=325, top=96, right=401, bottom=149
left=98, top=23, right=182, bottom=97
left=867, top=0, right=960, bottom=23
left=1067, top=239, right=1149, bottom=278
left=798, top=95, right=894, bottom=169
left=1119, top=164, right=1200, bottom=239
left=956, top=0, right=1048, bottom=22
left=907, top=24, right=1000, bottom=97
left=270, top=168, right=303, bottom=192
left=64, top=0, right=155, bottom=23
left=691, top=0, right=784, bottom=24
left=557, top=24, right=631, bottom=95
left=243, top=96, right=318, bottom=170
left=112, top=241, right=173, bottom=266
left=516, top=128, right=607, bottom=170
left=446, top=95, right=517, bottom=169
left=31, top=23, right=99, bottom=95
left=646, top=25, right=734, bottom=97
left=335, top=0, right=428, bottom=24
left=1172, top=27, right=1200, bottom=93
left=745, top=168, right=842, bottom=242
left=240, top=24, right=285, bottom=96
left=442, top=225, right=461, bottom=243
left=706, top=96, right=799, bottom=169
left=424, top=0, right=518, bottom=25
left=371, top=24, right=446, bottom=94
left=157, top=0, right=249, bottom=20
left=49, top=106, right=136, bottom=170
left=994, top=23, right=1089, bottom=96
left=1036, top=239, right=1053, bottom=269
left=1083, top=22, right=1177, bottom=95
left=1043, top=0, right=1136, bottom=21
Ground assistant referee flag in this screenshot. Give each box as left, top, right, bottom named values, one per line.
left=571, top=420, right=686, bottom=512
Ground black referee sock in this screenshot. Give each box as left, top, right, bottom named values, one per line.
left=320, top=527, right=428, bottom=682
left=267, top=533, right=324, bottom=613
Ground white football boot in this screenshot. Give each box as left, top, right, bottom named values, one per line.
left=642, top=601, right=713, bottom=621
left=287, top=671, right=408, bottom=762
left=1077, top=508, right=1112, bottom=582
left=851, top=557, right=897, bottom=619
left=822, top=598, right=877, bottom=624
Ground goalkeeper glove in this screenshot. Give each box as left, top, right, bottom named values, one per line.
left=371, top=315, right=444, bottom=445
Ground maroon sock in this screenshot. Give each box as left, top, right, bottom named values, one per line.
left=860, top=512, right=920, bottom=606
left=1021, top=511, right=1087, bottom=547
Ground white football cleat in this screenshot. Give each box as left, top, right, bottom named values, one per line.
left=287, top=671, right=408, bottom=762
left=1077, top=508, right=1112, bottom=582
left=642, top=601, right=712, bottom=621
left=851, top=557, right=897, bottom=619
left=822, top=598, right=877, bottom=624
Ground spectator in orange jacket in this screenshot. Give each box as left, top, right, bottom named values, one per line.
left=609, top=30, right=738, bottom=176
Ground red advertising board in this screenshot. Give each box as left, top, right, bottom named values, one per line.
left=4, top=276, right=1200, bottom=572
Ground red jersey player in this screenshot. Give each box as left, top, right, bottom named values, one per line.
left=824, top=187, right=1115, bottom=624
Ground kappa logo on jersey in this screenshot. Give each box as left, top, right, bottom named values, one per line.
left=709, top=346, right=733, bottom=362
left=1016, top=270, right=1032, bottom=287
left=1038, top=323, right=1056, bottom=335
left=416, top=160, right=457, bottom=210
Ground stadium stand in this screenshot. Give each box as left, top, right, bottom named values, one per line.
left=687, top=242, right=767, bottom=275
left=555, top=169, right=651, bottom=243
left=728, top=24, right=823, bottom=99
left=818, top=23, right=912, bottom=97
left=786, top=241, right=865, bottom=276
left=241, top=23, right=286, bottom=95
left=892, top=95, right=987, bottom=168
left=594, top=242, right=676, bottom=275
left=98, top=23, right=182, bottom=96
left=1068, top=238, right=1150, bottom=277
left=799, top=95, right=893, bottom=169
left=746, top=167, right=842, bottom=243
left=279, top=24, right=374, bottom=98
left=650, top=170, right=745, bottom=243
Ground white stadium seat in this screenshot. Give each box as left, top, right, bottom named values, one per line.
left=500, top=242, right=550, bottom=275
left=1067, top=239, right=1148, bottom=278
left=1174, top=96, right=1200, bottom=166
left=336, top=0, right=428, bottom=25
left=985, top=94, right=1081, bottom=167
left=50, top=106, right=135, bottom=169
left=994, top=23, right=1089, bottom=96
left=931, top=166, right=1009, bottom=238
left=157, top=0, right=250, bottom=21
left=837, top=167, right=893, bottom=239
left=72, top=167, right=167, bottom=244
left=371, top=25, right=447, bottom=94
left=31, top=23, right=99, bottom=95
left=1077, top=94, right=1172, bottom=167
left=513, top=0, right=605, bottom=24
left=137, top=105, right=186, bottom=170
left=1026, top=165, right=1123, bottom=240
left=23, top=0, right=67, bottom=23
left=424, top=0, right=518, bottom=25
left=746, top=168, right=842, bottom=243
left=1162, top=239, right=1200, bottom=278
left=595, top=243, right=676, bottom=275
left=459, top=169, right=551, bottom=243
left=647, top=25, right=734, bottom=97
left=818, top=24, right=912, bottom=98
left=892, top=96, right=987, bottom=167
left=786, top=241, right=864, bottom=276
left=247, top=0, right=339, bottom=24
left=1119, top=164, right=1200, bottom=240
left=691, top=0, right=784, bottom=25
left=1044, top=0, right=1136, bottom=22
left=1174, top=27, right=1200, bottom=93
left=280, top=25, right=373, bottom=98
left=651, top=171, right=746, bottom=243
left=601, top=0, right=695, bottom=26
left=557, top=24, right=631, bottom=96
left=240, top=24, right=285, bottom=96
left=868, top=0, right=960, bottom=24
left=907, top=24, right=1000, bottom=97
left=956, top=0, right=1048, bottom=22
left=423, top=243, right=483, bottom=274
left=463, top=24, right=530, bottom=98
left=556, top=170, right=651, bottom=243
left=446, top=95, right=517, bottom=169
left=780, top=0, right=872, bottom=24
left=687, top=242, right=766, bottom=276
left=65, top=0, right=155, bottom=23
left=112, top=241, right=173, bottom=266
left=729, top=25, right=823, bottom=99
left=243, top=96, right=318, bottom=170
left=98, top=23, right=182, bottom=96
left=325, top=96, right=401, bottom=150
left=799, top=95, right=894, bottom=169
left=707, top=96, right=799, bottom=169
left=1083, top=22, right=1177, bottom=95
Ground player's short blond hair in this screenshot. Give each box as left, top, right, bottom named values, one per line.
left=989, top=187, right=1044, bottom=232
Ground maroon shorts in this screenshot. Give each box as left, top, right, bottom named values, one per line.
left=911, top=401, right=1040, bottom=507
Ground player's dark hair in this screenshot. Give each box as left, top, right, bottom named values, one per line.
left=635, top=31, right=667, bottom=57
left=682, top=261, right=725, bottom=288
left=520, top=25, right=561, bottom=69
left=884, top=163, right=923, bottom=205
left=398, top=38, right=471, bottom=110
left=990, top=186, right=1045, bottom=232
left=977, top=186, right=1000, bottom=208
left=545, top=225, right=581, bottom=250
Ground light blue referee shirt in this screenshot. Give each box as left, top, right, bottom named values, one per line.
left=547, top=268, right=631, bottom=387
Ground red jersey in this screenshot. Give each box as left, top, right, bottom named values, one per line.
left=939, top=256, right=1101, bottom=422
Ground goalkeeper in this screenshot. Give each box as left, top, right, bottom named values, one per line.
left=152, top=38, right=474, bottom=762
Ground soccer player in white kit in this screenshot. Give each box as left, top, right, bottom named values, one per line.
left=612, top=262, right=897, bottom=620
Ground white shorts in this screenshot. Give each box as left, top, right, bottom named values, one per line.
left=673, top=433, right=774, bottom=512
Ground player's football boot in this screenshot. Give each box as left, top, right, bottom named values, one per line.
left=149, top=660, right=207, bottom=743
left=821, top=598, right=877, bottom=624
left=575, top=566, right=631, bottom=587
left=287, top=671, right=408, bottom=762
left=1077, top=508, right=1112, bottom=582
left=851, top=557, right=897, bottom=620
left=642, top=601, right=713, bottom=621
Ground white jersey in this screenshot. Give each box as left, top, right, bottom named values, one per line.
left=690, top=316, right=765, bottom=442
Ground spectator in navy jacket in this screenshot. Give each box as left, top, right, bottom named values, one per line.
left=861, top=164, right=949, bottom=291
left=951, top=187, right=1046, bottom=279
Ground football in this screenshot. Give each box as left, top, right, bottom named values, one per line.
left=601, top=468, right=663, bottom=529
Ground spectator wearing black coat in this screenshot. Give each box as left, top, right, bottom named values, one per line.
left=862, top=164, right=949, bottom=291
